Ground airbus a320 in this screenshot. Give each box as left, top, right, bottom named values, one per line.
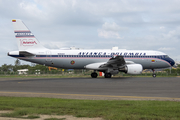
left=8, top=19, right=175, bottom=78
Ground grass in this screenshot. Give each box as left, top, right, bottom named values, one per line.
left=0, top=97, right=180, bottom=120
left=0, top=74, right=90, bottom=79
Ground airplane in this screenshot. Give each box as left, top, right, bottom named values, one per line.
left=8, top=19, right=175, bottom=78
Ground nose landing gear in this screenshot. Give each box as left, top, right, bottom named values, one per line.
left=152, top=69, right=156, bottom=78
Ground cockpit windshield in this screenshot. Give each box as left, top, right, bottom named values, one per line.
left=164, top=55, right=169, bottom=58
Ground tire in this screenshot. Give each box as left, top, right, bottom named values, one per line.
left=91, top=72, right=98, bottom=78
left=152, top=74, right=156, bottom=78
left=105, top=73, right=111, bottom=78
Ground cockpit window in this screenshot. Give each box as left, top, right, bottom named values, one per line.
left=165, top=55, right=169, bottom=58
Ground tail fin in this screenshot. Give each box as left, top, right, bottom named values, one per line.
left=12, top=19, right=46, bottom=50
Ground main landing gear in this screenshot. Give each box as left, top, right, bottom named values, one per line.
left=91, top=71, right=112, bottom=78
left=91, top=72, right=98, bottom=78
left=104, top=73, right=112, bottom=78
left=152, top=69, right=156, bottom=78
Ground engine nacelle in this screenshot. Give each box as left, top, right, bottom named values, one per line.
left=119, top=64, right=143, bottom=75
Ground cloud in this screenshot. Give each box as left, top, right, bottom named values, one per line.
left=42, top=41, right=70, bottom=49
left=1, top=0, right=180, bottom=65
left=18, top=1, right=45, bottom=19
left=98, top=22, right=126, bottom=39
left=158, top=47, right=175, bottom=51
left=102, top=22, right=126, bottom=31
left=160, top=26, right=165, bottom=29
left=98, top=30, right=122, bottom=39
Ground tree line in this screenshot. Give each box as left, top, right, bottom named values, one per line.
left=0, top=59, right=87, bottom=75
left=0, top=59, right=63, bottom=74
left=0, top=59, right=180, bottom=76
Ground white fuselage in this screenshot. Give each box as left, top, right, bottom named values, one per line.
left=9, top=49, right=174, bottom=70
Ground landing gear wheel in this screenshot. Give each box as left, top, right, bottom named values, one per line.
left=152, top=69, right=156, bottom=78
left=152, top=74, right=156, bottom=78
left=91, top=72, right=98, bottom=78
left=104, top=73, right=112, bottom=78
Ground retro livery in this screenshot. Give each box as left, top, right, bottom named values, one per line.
left=8, top=19, right=175, bottom=78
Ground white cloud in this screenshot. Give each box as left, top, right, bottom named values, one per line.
left=158, top=47, right=175, bottom=51
left=98, top=30, right=122, bottom=39
left=98, top=22, right=126, bottom=39
left=102, top=22, right=126, bottom=31
left=42, top=42, right=69, bottom=49
left=160, top=26, right=165, bottom=29
left=18, top=1, right=47, bottom=20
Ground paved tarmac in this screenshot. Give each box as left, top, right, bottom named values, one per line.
left=0, top=77, right=180, bottom=101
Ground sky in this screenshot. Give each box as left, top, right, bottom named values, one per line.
left=1, top=0, right=180, bottom=66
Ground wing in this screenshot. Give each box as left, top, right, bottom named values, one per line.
left=99, top=55, right=126, bottom=69
left=85, top=55, right=135, bottom=70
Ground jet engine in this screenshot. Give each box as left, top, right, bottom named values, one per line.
left=119, top=64, right=143, bottom=75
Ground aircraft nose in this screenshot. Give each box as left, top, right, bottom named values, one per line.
left=169, top=58, right=175, bottom=66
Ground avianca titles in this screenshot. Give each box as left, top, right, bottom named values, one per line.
left=8, top=19, right=175, bottom=78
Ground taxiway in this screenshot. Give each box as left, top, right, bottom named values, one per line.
left=0, top=77, right=180, bottom=101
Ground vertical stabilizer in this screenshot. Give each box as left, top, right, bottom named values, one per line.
left=12, top=19, right=46, bottom=50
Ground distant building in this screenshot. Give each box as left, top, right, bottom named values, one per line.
left=35, top=70, right=40, bottom=74
left=175, top=61, right=180, bottom=66
left=17, top=69, right=28, bottom=75
left=17, top=69, right=41, bottom=74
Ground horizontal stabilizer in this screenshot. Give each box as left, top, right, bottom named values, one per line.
left=19, top=51, right=35, bottom=57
